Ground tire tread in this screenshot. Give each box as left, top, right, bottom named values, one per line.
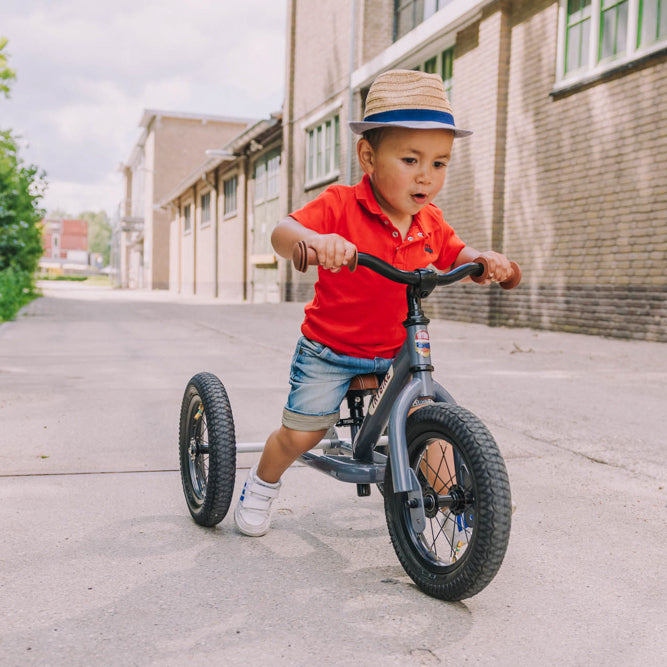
left=384, top=403, right=511, bottom=600
left=179, top=372, right=236, bottom=527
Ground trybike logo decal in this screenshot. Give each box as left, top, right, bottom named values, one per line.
left=415, top=330, right=430, bottom=358
left=368, top=366, right=394, bottom=416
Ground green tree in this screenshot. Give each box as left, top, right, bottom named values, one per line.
left=79, top=210, right=112, bottom=266
left=0, top=37, right=47, bottom=321
left=0, top=37, right=16, bottom=98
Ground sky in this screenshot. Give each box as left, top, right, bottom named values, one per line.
left=0, top=0, right=287, bottom=217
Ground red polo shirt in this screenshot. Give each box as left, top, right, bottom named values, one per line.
left=291, top=174, right=465, bottom=358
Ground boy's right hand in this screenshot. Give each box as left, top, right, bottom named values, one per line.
left=307, top=234, right=357, bottom=273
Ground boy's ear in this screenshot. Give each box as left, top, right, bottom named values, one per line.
left=357, top=138, right=375, bottom=175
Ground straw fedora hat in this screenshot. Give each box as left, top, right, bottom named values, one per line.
left=349, top=69, right=472, bottom=138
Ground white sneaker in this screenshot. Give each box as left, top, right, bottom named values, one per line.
left=234, top=465, right=281, bottom=536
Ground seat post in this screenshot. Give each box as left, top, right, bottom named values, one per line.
left=347, top=392, right=364, bottom=441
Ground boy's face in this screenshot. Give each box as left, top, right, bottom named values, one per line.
left=358, top=127, right=454, bottom=228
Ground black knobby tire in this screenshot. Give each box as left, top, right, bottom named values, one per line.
left=179, top=372, right=236, bottom=526
left=384, top=403, right=511, bottom=601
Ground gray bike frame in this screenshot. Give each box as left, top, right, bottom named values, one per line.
left=298, top=317, right=455, bottom=534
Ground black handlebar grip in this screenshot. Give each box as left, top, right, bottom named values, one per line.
left=292, top=240, right=358, bottom=273
left=471, top=257, right=522, bottom=290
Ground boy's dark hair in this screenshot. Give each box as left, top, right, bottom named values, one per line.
left=361, top=127, right=388, bottom=149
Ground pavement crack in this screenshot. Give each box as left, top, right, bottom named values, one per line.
left=0, top=468, right=180, bottom=478
left=509, top=427, right=662, bottom=481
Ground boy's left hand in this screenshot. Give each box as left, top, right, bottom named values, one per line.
left=474, top=251, right=514, bottom=285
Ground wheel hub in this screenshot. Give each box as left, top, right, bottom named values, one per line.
left=422, top=485, right=440, bottom=519
left=447, top=485, right=468, bottom=515
left=421, top=484, right=470, bottom=517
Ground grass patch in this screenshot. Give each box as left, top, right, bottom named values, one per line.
left=0, top=268, right=39, bottom=321
left=39, top=274, right=88, bottom=281
left=83, top=274, right=112, bottom=286
left=38, top=273, right=112, bottom=286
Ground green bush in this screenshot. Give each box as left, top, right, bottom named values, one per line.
left=1, top=42, right=46, bottom=321
left=0, top=267, right=37, bottom=321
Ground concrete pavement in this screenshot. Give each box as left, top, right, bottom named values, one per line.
left=1, top=280, right=666, bottom=666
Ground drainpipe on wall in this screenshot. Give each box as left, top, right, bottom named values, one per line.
left=489, top=3, right=512, bottom=328
left=286, top=0, right=296, bottom=215
left=284, top=0, right=298, bottom=300
left=346, top=0, right=358, bottom=186
left=241, top=153, right=249, bottom=302
left=201, top=171, right=218, bottom=298
left=192, top=184, right=197, bottom=295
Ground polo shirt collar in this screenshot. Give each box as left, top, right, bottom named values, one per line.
left=354, top=174, right=382, bottom=216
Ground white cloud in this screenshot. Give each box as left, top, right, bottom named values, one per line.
left=44, top=174, right=122, bottom=217
left=0, top=0, right=287, bottom=215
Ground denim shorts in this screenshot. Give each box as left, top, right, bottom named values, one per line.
left=282, top=336, right=393, bottom=431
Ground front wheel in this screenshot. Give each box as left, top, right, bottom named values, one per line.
left=384, top=404, right=511, bottom=601
left=179, top=372, right=236, bottom=526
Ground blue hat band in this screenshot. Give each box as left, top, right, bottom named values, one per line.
left=363, top=109, right=455, bottom=126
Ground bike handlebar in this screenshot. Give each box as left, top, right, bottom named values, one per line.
left=292, top=240, right=521, bottom=290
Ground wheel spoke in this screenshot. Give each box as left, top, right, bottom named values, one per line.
left=414, top=437, right=475, bottom=565
left=187, top=405, right=210, bottom=500
left=384, top=404, right=512, bottom=600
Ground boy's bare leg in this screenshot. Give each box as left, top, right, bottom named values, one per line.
left=256, top=425, right=327, bottom=484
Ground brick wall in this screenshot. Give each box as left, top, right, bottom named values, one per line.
left=360, top=0, right=394, bottom=64
left=500, top=0, right=667, bottom=341
left=283, top=0, right=667, bottom=342
left=284, top=0, right=355, bottom=297
left=288, top=0, right=354, bottom=201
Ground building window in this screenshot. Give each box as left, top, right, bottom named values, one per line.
left=200, top=192, right=211, bottom=227
left=255, top=150, right=281, bottom=203
left=183, top=203, right=192, bottom=234
left=442, top=48, right=454, bottom=100
left=413, top=47, right=455, bottom=99
left=424, top=55, right=438, bottom=73
left=394, top=0, right=456, bottom=41
left=305, top=115, right=339, bottom=188
left=599, top=0, right=629, bottom=60
left=638, top=0, right=667, bottom=46
left=559, top=0, right=667, bottom=81
left=223, top=175, right=237, bottom=217
left=267, top=152, right=280, bottom=199
left=565, top=0, right=592, bottom=73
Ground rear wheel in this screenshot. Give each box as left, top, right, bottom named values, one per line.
left=179, top=372, right=236, bottom=526
left=384, top=404, right=511, bottom=600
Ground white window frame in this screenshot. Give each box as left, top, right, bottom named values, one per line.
left=254, top=149, right=281, bottom=204
left=200, top=191, right=211, bottom=228
left=351, top=0, right=484, bottom=90
left=555, top=0, right=667, bottom=91
left=183, top=202, right=192, bottom=235
left=223, top=175, right=238, bottom=218
left=394, top=0, right=458, bottom=41
left=304, top=112, right=340, bottom=190
left=412, top=45, right=456, bottom=100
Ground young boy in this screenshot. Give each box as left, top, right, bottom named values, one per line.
left=234, top=69, right=513, bottom=536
